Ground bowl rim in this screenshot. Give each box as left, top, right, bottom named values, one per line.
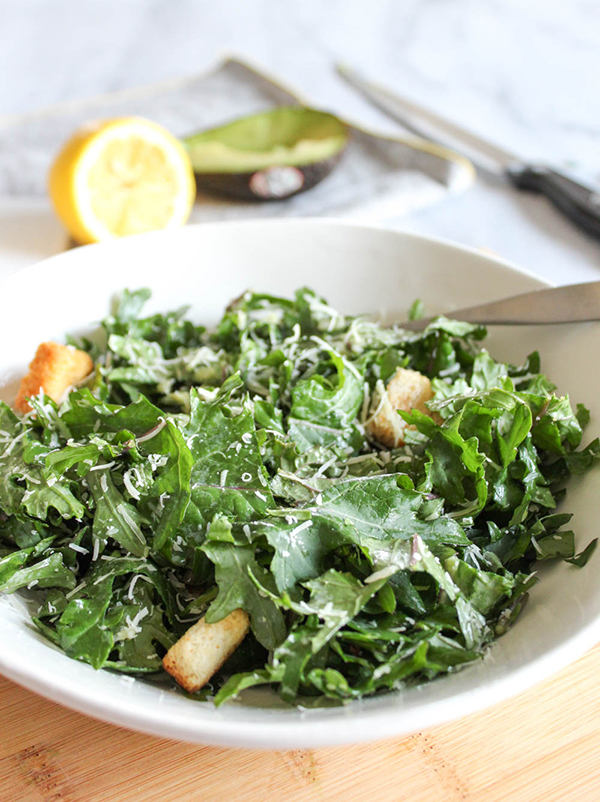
left=3, top=610, right=599, bottom=749
left=0, top=216, right=553, bottom=295
left=4, top=217, right=599, bottom=750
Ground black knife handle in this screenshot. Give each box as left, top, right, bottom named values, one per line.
left=507, top=163, right=600, bottom=241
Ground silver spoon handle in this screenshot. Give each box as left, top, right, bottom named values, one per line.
left=403, top=281, right=600, bottom=331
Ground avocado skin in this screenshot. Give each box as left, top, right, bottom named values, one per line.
left=193, top=153, right=343, bottom=203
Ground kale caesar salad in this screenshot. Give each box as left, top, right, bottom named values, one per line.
left=0, top=288, right=597, bottom=707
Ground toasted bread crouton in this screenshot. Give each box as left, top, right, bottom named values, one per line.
left=14, top=342, right=94, bottom=413
left=366, top=367, right=435, bottom=448
left=163, top=609, right=250, bottom=694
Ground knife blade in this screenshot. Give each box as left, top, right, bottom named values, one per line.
left=337, top=63, right=600, bottom=241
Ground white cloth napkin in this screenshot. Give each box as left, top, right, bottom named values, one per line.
left=0, top=58, right=474, bottom=224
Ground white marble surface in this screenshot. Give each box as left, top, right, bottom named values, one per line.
left=0, top=0, right=599, bottom=283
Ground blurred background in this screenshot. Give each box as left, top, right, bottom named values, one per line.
left=1, top=0, right=599, bottom=279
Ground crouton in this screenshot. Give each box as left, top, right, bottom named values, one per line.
left=14, top=342, right=94, bottom=413
left=163, top=608, right=250, bottom=694
left=366, top=367, right=435, bottom=448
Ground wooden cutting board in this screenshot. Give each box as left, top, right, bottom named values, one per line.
left=1, top=642, right=599, bottom=802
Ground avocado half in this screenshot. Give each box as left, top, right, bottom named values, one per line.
left=182, top=106, right=349, bottom=202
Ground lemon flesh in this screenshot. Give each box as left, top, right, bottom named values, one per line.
left=49, top=118, right=196, bottom=245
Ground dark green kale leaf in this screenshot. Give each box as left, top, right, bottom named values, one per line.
left=88, top=471, right=148, bottom=558
left=201, top=516, right=285, bottom=651
left=308, top=474, right=470, bottom=547
left=181, top=377, right=274, bottom=537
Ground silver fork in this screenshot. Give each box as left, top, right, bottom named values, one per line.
left=402, top=281, right=600, bottom=331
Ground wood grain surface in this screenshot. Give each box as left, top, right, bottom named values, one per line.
left=1, top=643, right=599, bottom=802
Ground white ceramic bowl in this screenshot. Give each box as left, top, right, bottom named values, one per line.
left=0, top=220, right=598, bottom=749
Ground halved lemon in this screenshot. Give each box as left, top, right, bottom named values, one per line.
left=48, top=117, right=196, bottom=244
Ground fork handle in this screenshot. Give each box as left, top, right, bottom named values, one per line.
left=507, top=164, right=600, bottom=241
